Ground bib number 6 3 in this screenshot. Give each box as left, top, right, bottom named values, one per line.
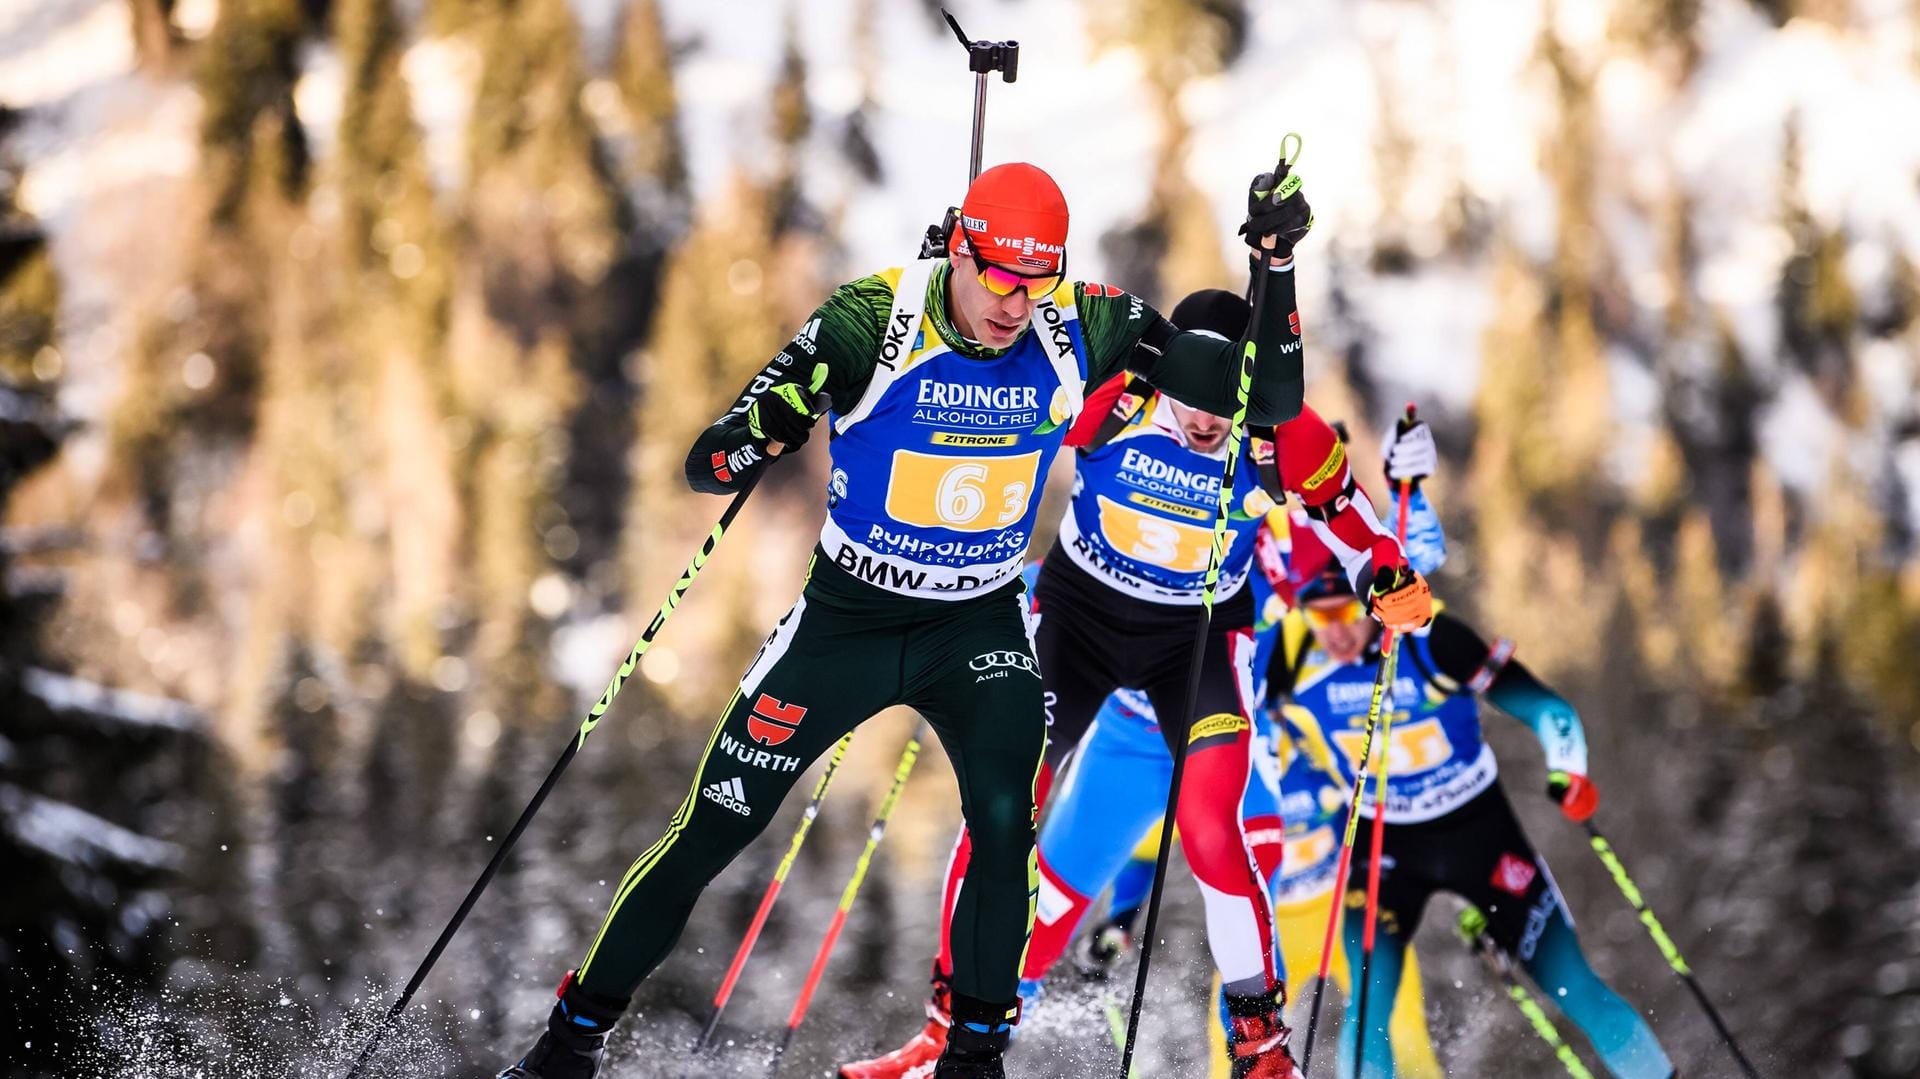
left=887, top=450, right=1041, bottom=532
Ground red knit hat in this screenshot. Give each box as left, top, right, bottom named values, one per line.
left=949, top=163, right=1069, bottom=272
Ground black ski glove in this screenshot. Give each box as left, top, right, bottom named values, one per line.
left=747, top=360, right=829, bottom=449
left=1238, top=134, right=1314, bottom=256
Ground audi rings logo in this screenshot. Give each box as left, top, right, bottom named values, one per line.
left=970, top=650, right=1039, bottom=682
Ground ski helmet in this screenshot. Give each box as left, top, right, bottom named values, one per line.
left=949, top=163, right=1069, bottom=273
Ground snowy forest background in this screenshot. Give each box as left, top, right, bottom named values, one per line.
left=3, top=0, right=1919, bottom=1076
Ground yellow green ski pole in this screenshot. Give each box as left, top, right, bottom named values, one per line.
left=693, top=731, right=856, bottom=1051
left=1582, top=821, right=1760, bottom=1078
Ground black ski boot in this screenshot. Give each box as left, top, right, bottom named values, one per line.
left=931, top=992, right=1019, bottom=1079
left=497, top=971, right=629, bottom=1079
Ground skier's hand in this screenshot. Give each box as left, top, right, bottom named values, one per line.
left=1238, top=135, right=1314, bottom=255
left=1381, top=413, right=1436, bottom=490
left=1547, top=771, right=1599, bottom=823
left=747, top=360, right=829, bottom=450
left=1364, top=561, right=1432, bottom=633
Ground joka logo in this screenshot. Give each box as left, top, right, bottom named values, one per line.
left=1491, top=852, right=1538, bottom=898
left=746, top=693, right=807, bottom=746
left=969, top=650, right=1038, bottom=680
left=702, top=776, right=752, bottom=817
left=1039, top=301, right=1074, bottom=361
left=879, top=309, right=916, bottom=369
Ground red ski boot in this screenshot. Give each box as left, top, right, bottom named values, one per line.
left=839, top=971, right=951, bottom=1079
left=1224, top=990, right=1300, bottom=1079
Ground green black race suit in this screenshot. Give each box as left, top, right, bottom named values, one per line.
left=572, top=257, right=1304, bottom=1008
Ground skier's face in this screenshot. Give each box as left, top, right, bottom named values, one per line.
left=1304, top=595, right=1372, bottom=664
left=1167, top=399, right=1231, bottom=453
left=947, top=253, right=1036, bottom=349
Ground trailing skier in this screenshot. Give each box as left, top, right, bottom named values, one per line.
left=1278, top=518, right=1675, bottom=1079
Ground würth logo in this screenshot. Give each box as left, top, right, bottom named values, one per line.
left=746, top=693, right=807, bottom=746
left=702, top=776, right=752, bottom=816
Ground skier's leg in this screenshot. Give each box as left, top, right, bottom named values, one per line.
left=1024, top=713, right=1171, bottom=982
left=1516, top=905, right=1673, bottom=1079
left=1242, top=708, right=1288, bottom=886
left=903, top=588, right=1051, bottom=1074
left=571, top=594, right=896, bottom=1000
left=1145, top=625, right=1276, bottom=997
left=930, top=575, right=1111, bottom=979
left=1385, top=947, right=1443, bottom=1079
left=907, top=592, right=1051, bottom=1005
left=1337, top=908, right=1410, bottom=1079
left=1107, top=827, right=1161, bottom=930
left=1448, top=786, right=1672, bottom=1079
left=501, top=593, right=900, bottom=1079
left=1337, top=818, right=1433, bottom=1079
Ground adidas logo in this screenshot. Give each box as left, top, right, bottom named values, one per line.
left=790, top=317, right=821, bottom=355
left=702, top=776, right=752, bottom=817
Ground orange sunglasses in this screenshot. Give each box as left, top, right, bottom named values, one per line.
left=1302, top=597, right=1364, bottom=629
left=964, top=231, right=1066, bottom=299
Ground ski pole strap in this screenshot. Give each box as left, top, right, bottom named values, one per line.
left=1585, top=825, right=1691, bottom=976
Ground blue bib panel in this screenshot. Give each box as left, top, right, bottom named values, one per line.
left=821, top=274, right=1088, bottom=599
left=1056, top=398, right=1269, bottom=604
left=1290, top=632, right=1496, bottom=823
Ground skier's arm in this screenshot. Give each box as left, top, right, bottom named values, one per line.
left=1422, top=614, right=1589, bottom=777
left=1276, top=404, right=1404, bottom=591
left=684, top=276, right=890, bottom=494
left=1075, top=258, right=1304, bottom=425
